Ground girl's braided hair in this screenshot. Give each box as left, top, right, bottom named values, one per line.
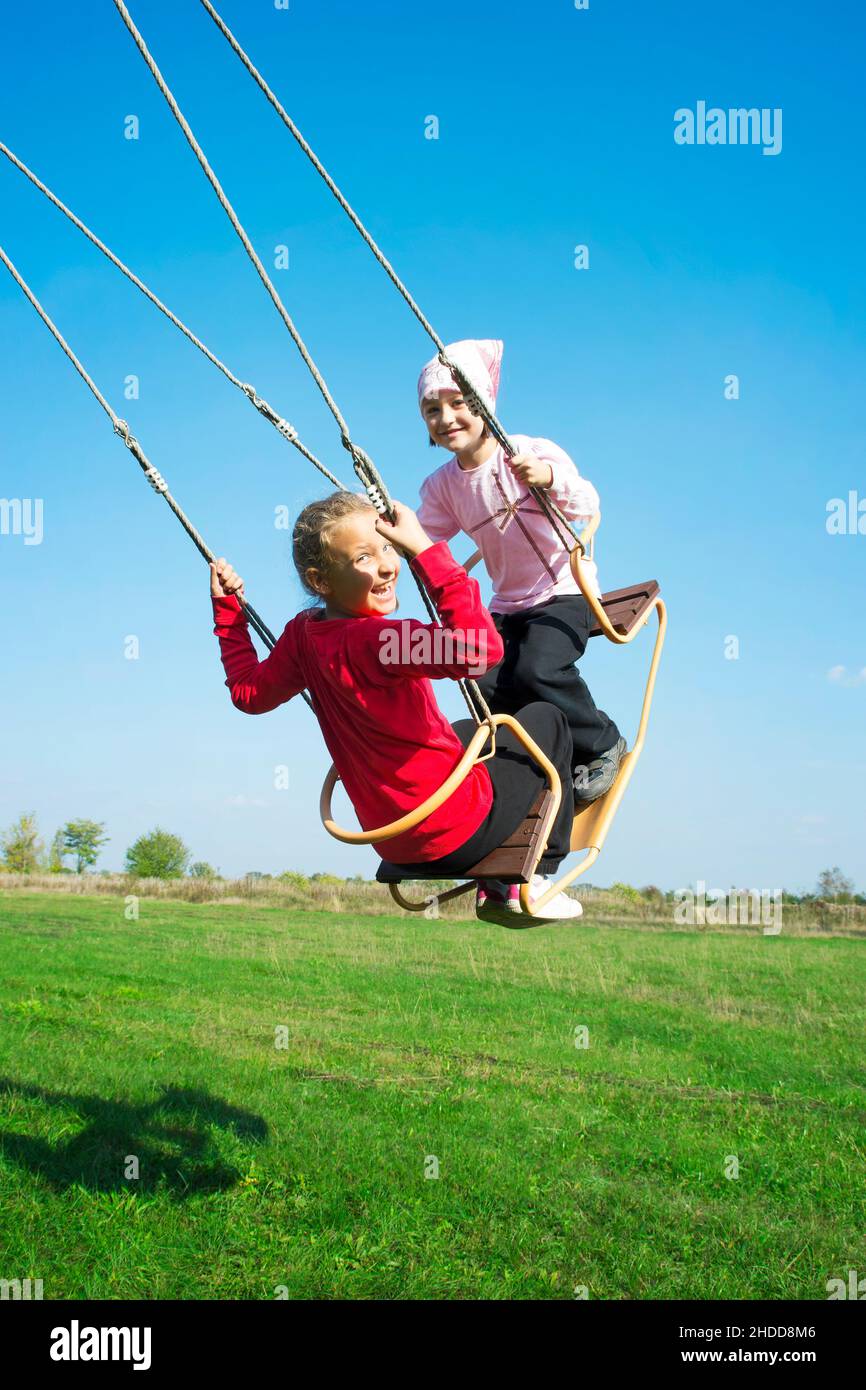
left=292, top=491, right=376, bottom=601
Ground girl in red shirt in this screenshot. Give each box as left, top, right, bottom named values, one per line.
left=210, top=491, right=581, bottom=924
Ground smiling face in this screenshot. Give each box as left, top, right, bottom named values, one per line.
left=421, top=389, right=487, bottom=452
left=306, top=509, right=401, bottom=619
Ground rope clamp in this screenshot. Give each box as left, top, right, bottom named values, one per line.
left=438, top=353, right=484, bottom=418
left=245, top=386, right=299, bottom=444
left=144, top=466, right=169, bottom=494
left=276, top=418, right=299, bottom=444
left=365, top=482, right=387, bottom=515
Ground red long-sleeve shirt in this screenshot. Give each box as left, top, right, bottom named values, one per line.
left=212, top=542, right=504, bottom=863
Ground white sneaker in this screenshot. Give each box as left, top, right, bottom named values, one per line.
left=527, top=874, right=584, bottom=921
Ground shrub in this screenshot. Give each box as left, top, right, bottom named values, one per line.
left=277, top=871, right=308, bottom=889
left=189, top=862, right=218, bottom=879
left=609, top=881, right=643, bottom=904
left=126, top=827, right=190, bottom=879
left=639, top=884, right=665, bottom=905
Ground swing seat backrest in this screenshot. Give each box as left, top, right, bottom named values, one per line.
left=589, top=581, right=660, bottom=638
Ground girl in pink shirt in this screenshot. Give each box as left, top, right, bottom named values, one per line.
left=210, top=490, right=582, bottom=924
left=416, top=338, right=625, bottom=806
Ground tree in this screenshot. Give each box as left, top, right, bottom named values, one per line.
left=125, top=827, right=190, bottom=879
left=48, top=828, right=68, bottom=873
left=63, top=820, right=109, bottom=874
left=816, top=867, right=855, bottom=901
left=189, top=861, right=218, bottom=879
left=0, top=813, right=44, bottom=873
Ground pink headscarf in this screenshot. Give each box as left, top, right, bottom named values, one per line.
left=417, top=338, right=503, bottom=415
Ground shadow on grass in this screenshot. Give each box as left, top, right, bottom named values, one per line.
left=0, top=1077, right=268, bottom=1197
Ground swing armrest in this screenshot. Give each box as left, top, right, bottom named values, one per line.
left=320, top=721, right=494, bottom=844
left=577, top=511, right=600, bottom=557
left=570, top=513, right=662, bottom=644
left=320, top=713, right=562, bottom=850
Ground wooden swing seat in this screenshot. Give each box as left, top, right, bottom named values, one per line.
left=375, top=789, right=555, bottom=886
left=374, top=576, right=663, bottom=899
left=590, top=581, right=660, bottom=638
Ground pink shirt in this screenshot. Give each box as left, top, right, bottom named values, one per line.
left=417, top=434, right=601, bottom=614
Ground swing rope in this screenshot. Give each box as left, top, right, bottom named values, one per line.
left=110, top=0, right=492, bottom=729
left=0, top=138, right=467, bottom=675
left=0, top=141, right=351, bottom=494
left=0, top=242, right=313, bottom=693
left=200, top=0, right=445, bottom=354
left=0, top=238, right=489, bottom=732
left=197, top=0, right=581, bottom=557
left=110, top=0, right=387, bottom=511
left=0, top=179, right=487, bottom=738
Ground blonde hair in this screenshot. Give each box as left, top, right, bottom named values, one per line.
left=292, top=491, right=376, bottom=600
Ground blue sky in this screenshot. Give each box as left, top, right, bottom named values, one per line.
left=2, top=0, right=864, bottom=891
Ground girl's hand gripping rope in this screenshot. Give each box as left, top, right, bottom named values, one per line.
left=210, top=558, right=245, bottom=601
left=507, top=452, right=554, bottom=489
left=374, top=501, right=433, bottom=560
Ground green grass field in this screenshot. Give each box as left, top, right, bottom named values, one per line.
left=0, top=891, right=863, bottom=1300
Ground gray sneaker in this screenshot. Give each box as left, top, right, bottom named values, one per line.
left=573, top=736, right=627, bottom=806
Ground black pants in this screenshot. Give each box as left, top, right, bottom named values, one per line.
left=388, top=702, right=575, bottom=879
left=475, top=593, right=621, bottom=771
